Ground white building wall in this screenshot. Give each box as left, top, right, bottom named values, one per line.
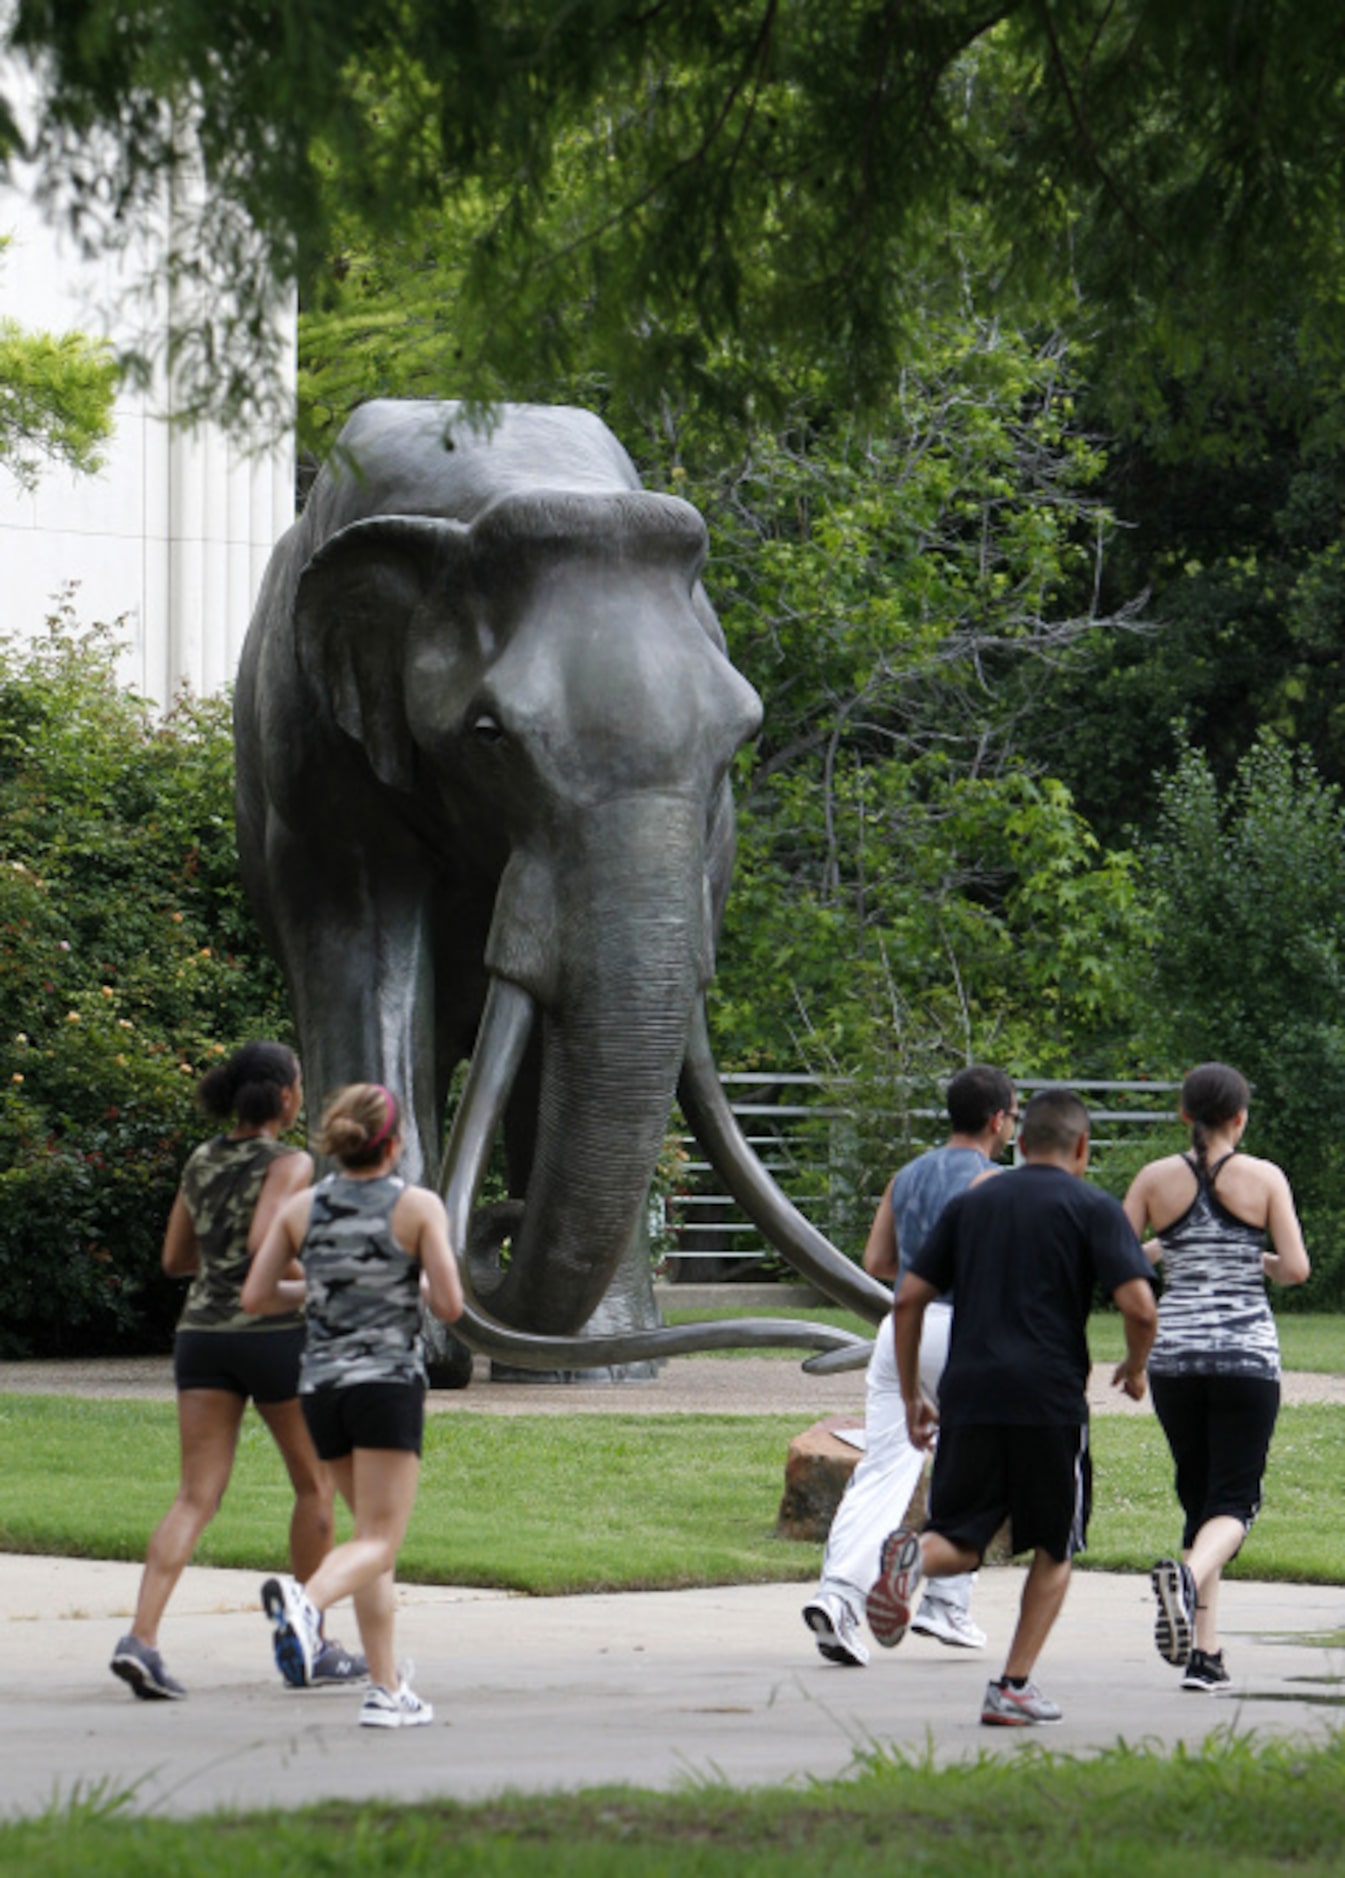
left=0, top=57, right=296, bottom=707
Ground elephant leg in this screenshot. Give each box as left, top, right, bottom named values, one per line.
left=262, top=819, right=439, bottom=1183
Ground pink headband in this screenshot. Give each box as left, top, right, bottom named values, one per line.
left=366, top=1084, right=398, bottom=1151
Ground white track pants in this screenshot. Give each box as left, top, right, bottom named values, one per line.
left=815, top=1301, right=974, bottom=1622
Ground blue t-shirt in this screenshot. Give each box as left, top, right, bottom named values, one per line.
left=890, top=1144, right=995, bottom=1288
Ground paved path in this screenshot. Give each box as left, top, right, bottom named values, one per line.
left=2, top=1556, right=1342, bottom=1820
left=1, top=1354, right=1341, bottom=1820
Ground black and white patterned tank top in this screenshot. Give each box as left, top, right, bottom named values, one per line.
left=298, top=1172, right=426, bottom=1393
left=1149, top=1153, right=1279, bottom=1382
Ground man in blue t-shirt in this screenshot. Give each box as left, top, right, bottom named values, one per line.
left=802, top=1065, right=1018, bottom=1668
left=865, top=1087, right=1157, bottom=1727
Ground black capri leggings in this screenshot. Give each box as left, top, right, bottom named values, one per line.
left=1149, top=1370, right=1280, bottom=1548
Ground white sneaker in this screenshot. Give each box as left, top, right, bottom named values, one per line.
left=910, top=1599, right=988, bottom=1650
left=802, top=1593, right=870, bottom=1667
left=359, top=1664, right=433, bottom=1728
left=261, top=1575, right=321, bottom=1687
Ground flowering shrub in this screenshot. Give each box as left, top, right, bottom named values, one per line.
left=0, top=603, right=291, bottom=1354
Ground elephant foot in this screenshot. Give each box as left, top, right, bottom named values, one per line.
left=487, top=1357, right=662, bottom=1385
left=422, top=1318, right=478, bottom=1390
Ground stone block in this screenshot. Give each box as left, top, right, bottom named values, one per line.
left=776, top=1415, right=866, bottom=1542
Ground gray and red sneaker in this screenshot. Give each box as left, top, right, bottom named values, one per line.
left=980, top=1678, right=1063, bottom=1726
left=865, top=1528, right=924, bottom=1649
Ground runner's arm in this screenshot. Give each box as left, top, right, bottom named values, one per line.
left=1110, top=1274, right=1158, bottom=1400
left=241, top=1191, right=312, bottom=1315
left=893, top=1269, right=939, bottom=1448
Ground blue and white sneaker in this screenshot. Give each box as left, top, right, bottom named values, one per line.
left=261, top=1574, right=321, bottom=1688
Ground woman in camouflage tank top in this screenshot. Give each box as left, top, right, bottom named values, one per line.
left=244, top=1082, right=464, bottom=1728
left=111, top=1042, right=359, bottom=1703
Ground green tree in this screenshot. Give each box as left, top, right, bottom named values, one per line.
left=9, top=3, right=1345, bottom=427
left=0, top=238, right=116, bottom=486
left=1138, top=734, right=1345, bottom=1222
left=676, top=317, right=1147, bottom=1112
left=0, top=603, right=291, bottom=1355
left=1021, top=298, right=1345, bottom=845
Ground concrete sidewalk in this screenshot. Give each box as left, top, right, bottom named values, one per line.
left=3, top=1554, right=1341, bottom=1820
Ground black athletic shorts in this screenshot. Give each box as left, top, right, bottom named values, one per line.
left=926, top=1421, right=1092, bottom=1563
left=173, top=1326, right=304, bottom=1403
left=1150, top=1371, right=1279, bottom=1547
left=300, top=1380, right=426, bottom=1460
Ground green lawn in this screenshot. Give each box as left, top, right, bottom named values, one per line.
left=666, top=1307, right=1344, bottom=1373
left=5, top=1733, right=1345, bottom=1874
left=2, top=1394, right=1340, bottom=1592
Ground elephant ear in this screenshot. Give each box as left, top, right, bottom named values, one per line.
left=295, top=515, right=466, bottom=791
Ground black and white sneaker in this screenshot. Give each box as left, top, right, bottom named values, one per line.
left=110, top=1634, right=186, bottom=1700
left=1151, top=1557, right=1197, bottom=1666
left=1181, top=1647, right=1232, bottom=1693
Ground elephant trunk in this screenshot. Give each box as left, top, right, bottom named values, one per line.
left=482, top=798, right=707, bottom=1335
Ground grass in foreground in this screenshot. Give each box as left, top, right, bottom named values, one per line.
left=1, top=1395, right=1341, bottom=1591
left=6, top=1733, right=1345, bottom=1874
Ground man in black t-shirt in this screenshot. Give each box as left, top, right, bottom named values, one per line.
left=865, top=1087, right=1157, bottom=1727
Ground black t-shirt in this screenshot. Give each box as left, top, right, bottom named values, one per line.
left=910, top=1162, right=1153, bottom=1426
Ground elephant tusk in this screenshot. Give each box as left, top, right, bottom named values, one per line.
left=430, top=980, right=875, bottom=1375
left=438, top=975, right=535, bottom=1246
left=676, top=999, right=893, bottom=1326
left=802, top=1339, right=878, bottom=1375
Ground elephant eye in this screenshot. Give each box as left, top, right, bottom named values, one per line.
left=471, top=712, right=505, bottom=746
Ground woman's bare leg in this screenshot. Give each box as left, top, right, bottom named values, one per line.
left=302, top=1449, right=420, bottom=1691
left=130, top=1390, right=245, bottom=1646
left=1185, top=1515, right=1245, bottom=1653
left=255, top=1396, right=334, bottom=1583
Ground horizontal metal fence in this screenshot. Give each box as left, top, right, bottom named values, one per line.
left=660, top=1074, right=1182, bottom=1280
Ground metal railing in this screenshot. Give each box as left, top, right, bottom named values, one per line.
left=660, top=1074, right=1181, bottom=1278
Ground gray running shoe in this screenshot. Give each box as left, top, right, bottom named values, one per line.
left=110, top=1634, right=186, bottom=1700
left=910, top=1599, right=988, bottom=1650
left=311, top=1636, right=369, bottom=1685
left=1151, top=1557, right=1197, bottom=1666
left=359, top=1665, right=433, bottom=1728
left=980, top=1678, right=1063, bottom=1726
left=802, top=1594, right=870, bottom=1667
left=261, top=1574, right=321, bottom=1688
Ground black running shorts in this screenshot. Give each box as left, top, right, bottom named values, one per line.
left=173, top=1326, right=304, bottom=1403
left=300, top=1380, right=426, bottom=1460
left=926, top=1421, right=1092, bottom=1563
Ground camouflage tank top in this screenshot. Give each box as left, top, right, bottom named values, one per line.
left=298, top=1172, right=426, bottom=1393
left=178, top=1134, right=306, bottom=1334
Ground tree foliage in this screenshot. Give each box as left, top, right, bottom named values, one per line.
left=0, top=604, right=291, bottom=1354
left=0, top=239, right=117, bottom=488
left=1140, top=735, right=1345, bottom=1210
left=9, top=2, right=1345, bottom=426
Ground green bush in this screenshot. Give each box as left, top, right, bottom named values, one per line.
left=0, top=603, right=291, bottom=1355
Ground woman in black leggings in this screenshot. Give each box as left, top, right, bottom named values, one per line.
left=1123, top=1063, right=1310, bottom=1693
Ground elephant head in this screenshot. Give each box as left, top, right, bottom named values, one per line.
left=238, top=401, right=886, bottom=1378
